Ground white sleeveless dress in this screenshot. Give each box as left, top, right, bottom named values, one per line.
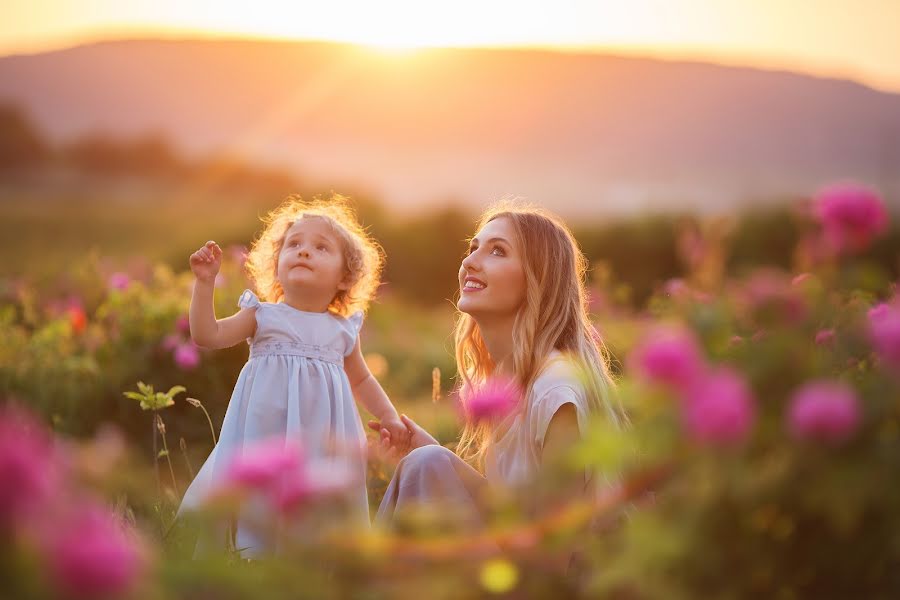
left=178, top=289, right=369, bottom=554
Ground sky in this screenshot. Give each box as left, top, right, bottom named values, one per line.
left=4, top=0, right=900, bottom=93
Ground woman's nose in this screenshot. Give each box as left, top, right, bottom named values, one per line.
left=461, top=251, right=479, bottom=271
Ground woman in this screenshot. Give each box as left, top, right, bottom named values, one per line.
left=370, top=204, right=627, bottom=529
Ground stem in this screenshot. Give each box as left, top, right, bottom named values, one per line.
left=180, top=437, right=195, bottom=480
left=197, top=401, right=218, bottom=446
left=156, top=414, right=180, bottom=497
left=152, top=419, right=161, bottom=498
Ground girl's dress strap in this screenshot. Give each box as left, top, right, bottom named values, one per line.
left=238, top=289, right=262, bottom=309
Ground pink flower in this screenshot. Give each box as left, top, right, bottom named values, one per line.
left=227, top=439, right=304, bottom=490
left=663, top=278, right=689, bottom=300
left=0, top=408, right=63, bottom=530
left=461, top=377, right=521, bottom=424
left=787, top=381, right=861, bottom=444
left=160, top=333, right=181, bottom=351
left=815, top=329, right=835, bottom=346
left=173, top=343, right=200, bottom=370
left=44, top=505, right=145, bottom=598
left=274, top=460, right=354, bottom=515
left=222, top=439, right=352, bottom=515
left=868, top=303, right=900, bottom=370
left=107, top=272, right=131, bottom=292
left=814, top=182, right=889, bottom=254
left=175, top=314, right=191, bottom=334
left=630, top=326, right=706, bottom=392
left=682, top=368, right=755, bottom=446
left=743, top=269, right=807, bottom=322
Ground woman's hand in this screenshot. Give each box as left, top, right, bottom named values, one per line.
left=368, top=414, right=439, bottom=463
left=190, top=241, right=222, bottom=283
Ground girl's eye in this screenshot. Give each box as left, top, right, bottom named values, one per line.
left=317, top=245, right=327, bottom=251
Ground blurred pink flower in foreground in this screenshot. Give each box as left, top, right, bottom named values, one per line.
left=224, top=439, right=354, bottom=515
left=815, top=329, right=836, bottom=346
left=228, top=439, right=304, bottom=490
left=0, top=408, right=63, bottom=530
left=461, top=376, right=522, bottom=425
left=814, top=182, right=889, bottom=255
left=630, top=326, right=706, bottom=392
left=44, top=505, right=145, bottom=599
left=868, top=302, right=900, bottom=371
left=174, top=343, right=201, bottom=370
left=787, top=380, right=861, bottom=444
left=107, top=272, right=131, bottom=292
left=175, top=314, right=191, bottom=334
left=682, top=368, right=756, bottom=446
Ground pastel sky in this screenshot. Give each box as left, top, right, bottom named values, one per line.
left=4, top=0, right=900, bottom=92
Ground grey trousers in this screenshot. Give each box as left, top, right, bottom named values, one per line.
left=375, top=445, right=489, bottom=530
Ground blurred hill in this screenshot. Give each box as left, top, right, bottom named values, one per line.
left=2, top=38, right=899, bottom=216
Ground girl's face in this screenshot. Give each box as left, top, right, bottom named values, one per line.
left=457, top=216, right=526, bottom=319
left=276, top=217, right=348, bottom=301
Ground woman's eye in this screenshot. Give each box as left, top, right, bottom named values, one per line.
left=491, top=246, right=505, bottom=256
left=466, top=246, right=477, bottom=256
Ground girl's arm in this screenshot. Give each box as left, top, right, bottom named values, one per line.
left=344, top=337, right=399, bottom=422
left=189, top=241, right=257, bottom=349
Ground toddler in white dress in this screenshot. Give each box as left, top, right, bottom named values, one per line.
left=178, top=195, right=408, bottom=555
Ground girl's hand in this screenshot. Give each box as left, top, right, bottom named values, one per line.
left=190, top=241, right=222, bottom=283
left=367, top=414, right=438, bottom=463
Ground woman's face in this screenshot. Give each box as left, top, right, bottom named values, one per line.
left=457, top=216, right=527, bottom=320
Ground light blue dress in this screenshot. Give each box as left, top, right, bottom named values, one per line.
left=178, top=289, right=369, bottom=554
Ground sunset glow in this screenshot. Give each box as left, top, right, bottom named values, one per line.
left=4, top=0, right=900, bottom=92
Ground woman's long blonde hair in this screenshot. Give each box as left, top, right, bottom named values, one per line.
left=455, top=203, right=626, bottom=466
left=244, top=194, right=383, bottom=317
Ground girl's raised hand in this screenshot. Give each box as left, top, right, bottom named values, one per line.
left=189, top=241, right=223, bottom=283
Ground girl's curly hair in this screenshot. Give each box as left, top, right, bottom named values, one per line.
left=244, top=194, right=384, bottom=316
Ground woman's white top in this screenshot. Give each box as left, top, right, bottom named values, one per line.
left=484, top=351, right=592, bottom=488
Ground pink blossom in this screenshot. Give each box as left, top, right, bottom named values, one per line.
left=814, top=182, right=889, bottom=254
left=815, top=329, right=835, bottom=346
left=663, top=278, right=689, bottom=300
left=791, top=273, right=812, bottom=286
left=274, top=460, right=354, bottom=514
left=173, top=343, right=200, bottom=370
left=0, top=408, right=63, bottom=530
left=223, top=439, right=352, bottom=514
left=682, top=368, right=755, bottom=446
left=868, top=303, right=900, bottom=370
left=44, top=505, right=145, bottom=598
left=743, top=269, right=807, bottom=322
left=630, top=327, right=706, bottom=392
left=175, top=314, right=191, bottom=334
left=160, top=333, right=181, bottom=352
left=787, top=380, right=861, bottom=444
left=107, top=272, right=131, bottom=292
left=227, top=439, right=304, bottom=490
left=461, top=377, right=522, bottom=424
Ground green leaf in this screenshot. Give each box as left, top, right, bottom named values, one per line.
left=157, top=450, right=169, bottom=458
left=123, top=392, right=145, bottom=401
left=166, top=385, right=186, bottom=398
left=137, top=381, right=153, bottom=395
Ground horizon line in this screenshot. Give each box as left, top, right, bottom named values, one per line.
left=2, top=26, right=898, bottom=95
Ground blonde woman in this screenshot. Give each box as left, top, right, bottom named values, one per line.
left=370, top=204, right=626, bottom=527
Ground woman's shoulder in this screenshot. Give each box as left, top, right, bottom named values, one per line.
left=530, top=350, right=585, bottom=400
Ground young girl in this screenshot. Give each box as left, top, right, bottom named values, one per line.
left=178, top=195, right=408, bottom=555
